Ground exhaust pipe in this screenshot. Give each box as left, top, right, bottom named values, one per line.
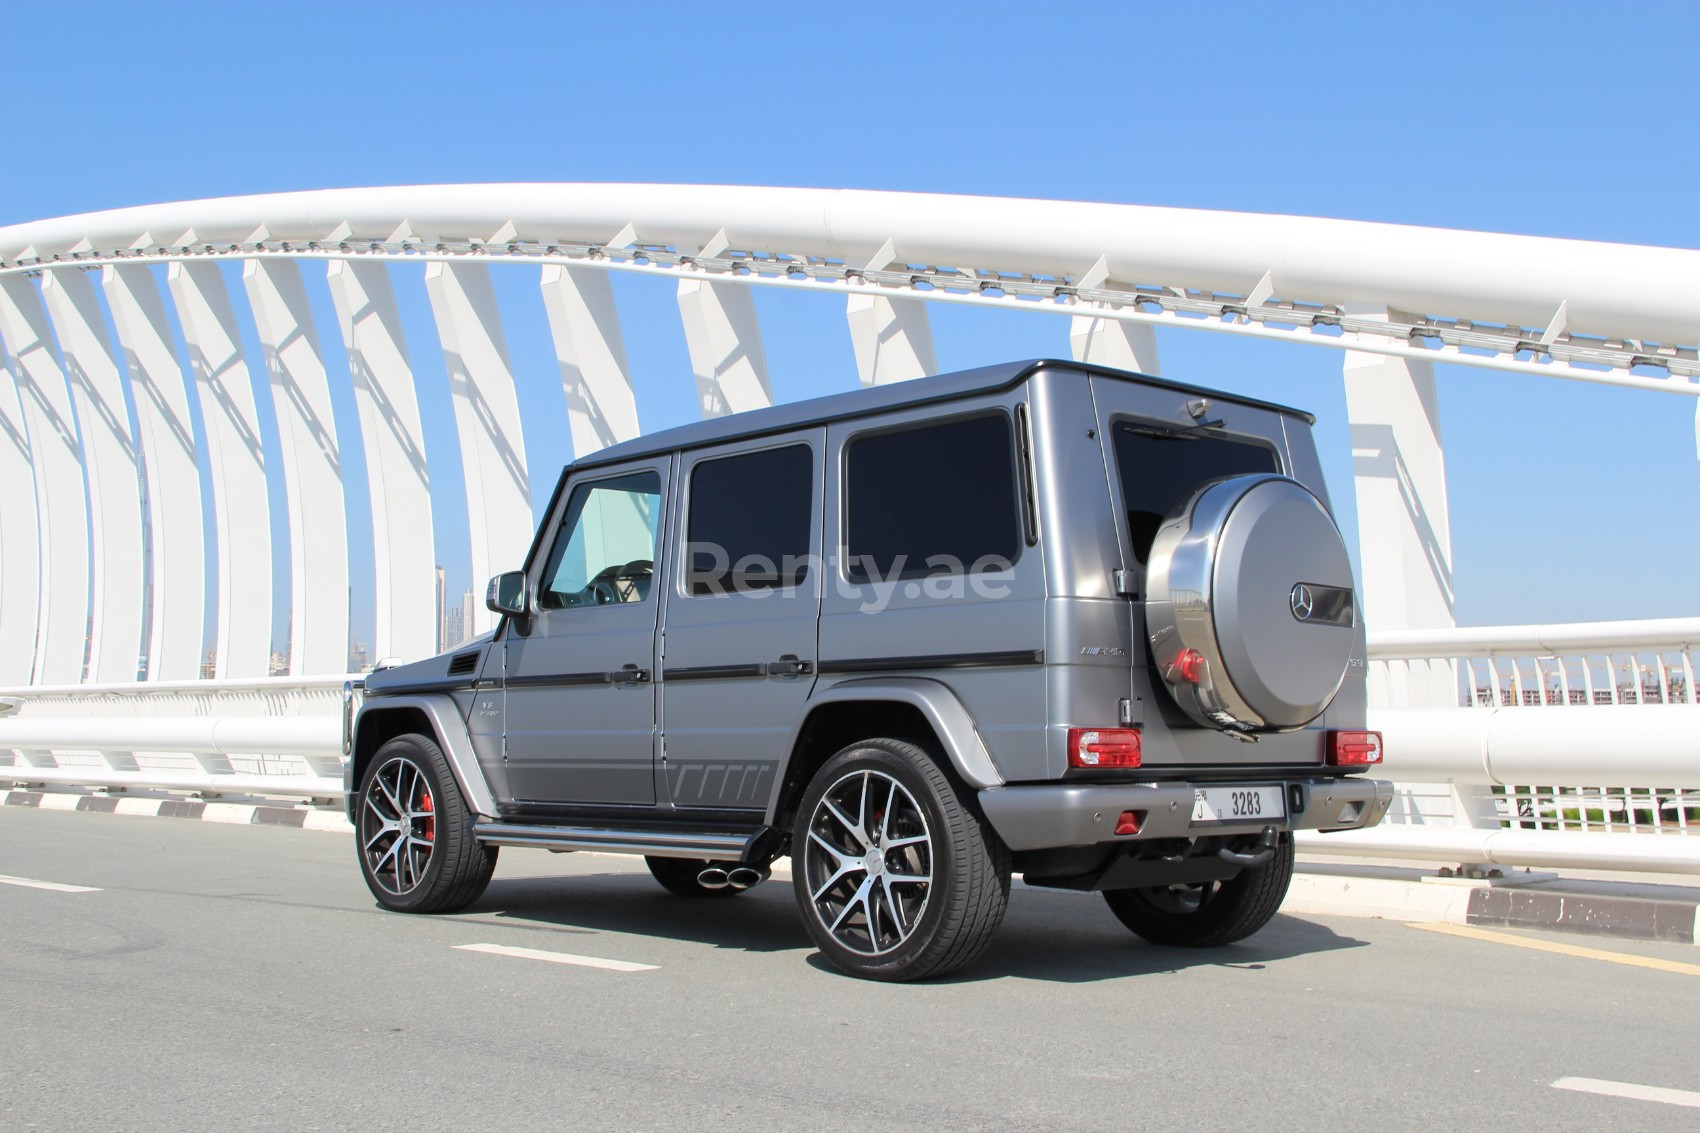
left=696, top=867, right=731, bottom=889
left=727, top=866, right=770, bottom=890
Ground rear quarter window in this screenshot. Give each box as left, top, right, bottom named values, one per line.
left=845, top=413, right=1022, bottom=581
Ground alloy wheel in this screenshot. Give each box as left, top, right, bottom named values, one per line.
left=801, top=769, right=934, bottom=956
left=360, top=754, right=437, bottom=897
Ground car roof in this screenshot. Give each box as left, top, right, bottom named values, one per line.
left=572, top=358, right=1313, bottom=472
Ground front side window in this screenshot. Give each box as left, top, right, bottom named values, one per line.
left=686, top=444, right=814, bottom=596
left=845, top=414, right=1021, bottom=582
left=538, top=471, right=662, bottom=609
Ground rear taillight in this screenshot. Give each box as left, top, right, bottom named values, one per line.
left=1068, top=727, right=1142, bottom=769
left=1327, top=730, right=1383, bottom=766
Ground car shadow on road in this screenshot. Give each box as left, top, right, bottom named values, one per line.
left=946, top=898, right=1370, bottom=984
left=449, top=870, right=814, bottom=954
left=446, top=869, right=1369, bottom=982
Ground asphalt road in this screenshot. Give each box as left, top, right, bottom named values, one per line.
left=3, top=806, right=1698, bottom=1132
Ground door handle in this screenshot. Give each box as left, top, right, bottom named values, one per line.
left=762, top=654, right=813, bottom=678
left=614, top=664, right=651, bottom=684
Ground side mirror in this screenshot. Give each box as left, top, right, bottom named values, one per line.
left=486, top=570, right=529, bottom=617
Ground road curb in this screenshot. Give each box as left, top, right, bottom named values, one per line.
left=1282, top=868, right=1700, bottom=945
left=1, top=788, right=353, bottom=833
left=1465, top=885, right=1700, bottom=945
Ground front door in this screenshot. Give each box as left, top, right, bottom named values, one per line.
left=502, top=461, right=669, bottom=807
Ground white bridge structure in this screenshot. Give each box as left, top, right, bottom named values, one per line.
left=0, top=184, right=1695, bottom=873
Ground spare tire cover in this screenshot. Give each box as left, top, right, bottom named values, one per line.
left=1145, top=474, right=1355, bottom=733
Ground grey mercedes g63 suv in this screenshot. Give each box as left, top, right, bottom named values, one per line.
left=345, top=359, right=1391, bottom=981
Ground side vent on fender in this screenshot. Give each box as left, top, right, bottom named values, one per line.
left=448, top=651, right=481, bottom=677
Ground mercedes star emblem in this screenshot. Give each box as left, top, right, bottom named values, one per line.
left=1290, top=583, right=1315, bottom=622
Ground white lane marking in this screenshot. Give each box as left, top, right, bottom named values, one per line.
left=1554, top=1077, right=1700, bottom=1109
left=0, top=873, right=102, bottom=893
left=453, top=943, right=657, bottom=972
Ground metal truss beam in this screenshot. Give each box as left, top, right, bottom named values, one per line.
left=38, top=268, right=145, bottom=682
left=0, top=275, right=89, bottom=684
left=325, top=259, right=436, bottom=663
left=423, top=261, right=532, bottom=639
left=3, top=185, right=1697, bottom=392
left=847, top=291, right=936, bottom=385
left=0, top=335, right=39, bottom=685
left=1344, top=311, right=1458, bottom=710
left=8, top=238, right=1689, bottom=400
left=539, top=263, right=638, bottom=457
left=242, top=259, right=348, bottom=675
left=166, top=261, right=271, bottom=678
left=102, top=264, right=205, bottom=681
left=1070, top=312, right=1160, bottom=374
left=677, top=277, right=771, bottom=416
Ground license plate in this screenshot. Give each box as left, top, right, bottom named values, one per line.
left=1191, top=785, right=1286, bottom=824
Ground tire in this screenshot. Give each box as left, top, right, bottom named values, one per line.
left=355, top=733, right=497, bottom=914
left=645, top=856, right=745, bottom=898
left=1102, top=835, right=1295, bottom=947
left=792, top=737, right=1010, bottom=982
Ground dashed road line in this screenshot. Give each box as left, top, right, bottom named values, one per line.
left=1411, top=922, right=1700, bottom=976
left=1553, top=1077, right=1700, bottom=1109
left=453, top=942, right=657, bottom=972
left=0, top=873, right=102, bottom=893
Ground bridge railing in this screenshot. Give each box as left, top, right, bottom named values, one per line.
left=1297, top=619, right=1700, bottom=872
left=4, top=618, right=1698, bottom=873
left=0, top=675, right=346, bottom=800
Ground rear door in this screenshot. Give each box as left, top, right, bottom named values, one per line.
left=659, top=430, right=823, bottom=810
left=1089, top=376, right=1318, bottom=768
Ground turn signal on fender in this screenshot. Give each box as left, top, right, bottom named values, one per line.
left=1067, top=727, right=1142, bottom=769
left=1326, top=730, right=1383, bottom=766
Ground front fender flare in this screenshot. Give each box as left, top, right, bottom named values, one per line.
left=347, top=694, right=498, bottom=822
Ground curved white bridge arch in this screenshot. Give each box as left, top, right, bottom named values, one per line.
left=0, top=185, right=1695, bottom=873
left=1, top=183, right=1696, bottom=684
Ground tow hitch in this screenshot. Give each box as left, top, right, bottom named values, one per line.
left=1218, top=825, right=1279, bottom=868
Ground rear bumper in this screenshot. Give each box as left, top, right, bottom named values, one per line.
left=977, top=776, right=1393, bottom=852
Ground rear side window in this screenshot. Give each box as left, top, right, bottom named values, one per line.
left=686, top=444, right=814, bottom=596
left=1113, top=423, right=1281, bottom=565
left=845, top=414, right=1021, bottom=582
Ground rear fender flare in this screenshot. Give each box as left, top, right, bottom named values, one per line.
left=779, top=676, right=1005, bottom=809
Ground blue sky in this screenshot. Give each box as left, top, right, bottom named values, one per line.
left=4, top=1, right=1698, bottom=654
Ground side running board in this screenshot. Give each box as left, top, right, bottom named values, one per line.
left=471, top=821, right=761, bottom=861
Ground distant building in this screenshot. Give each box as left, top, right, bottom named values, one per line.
left=349, top=639, right=369, bottom=673
left=435, top=565, right=447, bottom=654
left=440, top=587, right=478, bottom=651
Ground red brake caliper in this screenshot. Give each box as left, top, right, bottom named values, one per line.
left=420, top=789, right=434, bottom=842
